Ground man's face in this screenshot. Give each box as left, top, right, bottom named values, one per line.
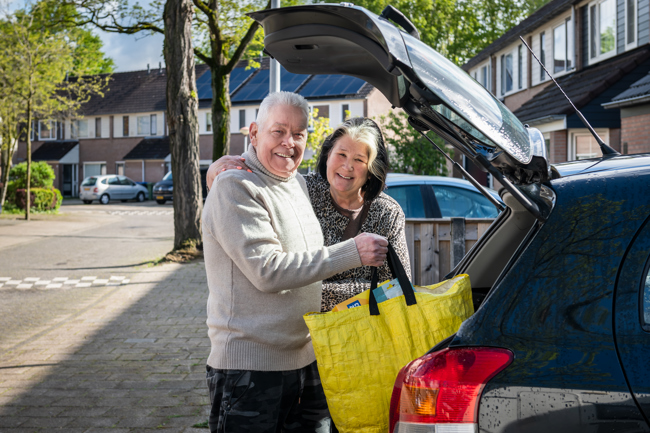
left=249, top=105, right=308, bottom=178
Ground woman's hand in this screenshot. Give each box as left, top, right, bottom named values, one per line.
left=353, top=233, right=388, bottom=267
left=206, top=155, right=251, bottom=191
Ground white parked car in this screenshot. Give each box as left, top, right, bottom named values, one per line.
left=79, top=175, right=148, bottom=205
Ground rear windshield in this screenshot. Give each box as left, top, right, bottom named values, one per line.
left=82, top=177, right=97, bottom=186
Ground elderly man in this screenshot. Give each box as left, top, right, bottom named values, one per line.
left=202, top=91, right=387, bottom=433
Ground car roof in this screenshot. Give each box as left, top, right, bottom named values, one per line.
left=385, top=173, right=502, bottom=200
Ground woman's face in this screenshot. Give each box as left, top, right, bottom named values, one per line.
left=326, top=135, right=371, bottom=199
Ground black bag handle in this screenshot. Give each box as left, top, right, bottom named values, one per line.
left=369, top=244, right=416, bottom=316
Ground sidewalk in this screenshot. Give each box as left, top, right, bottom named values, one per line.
left=0, top=260, right=211, bottom=432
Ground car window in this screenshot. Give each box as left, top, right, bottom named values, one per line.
left=384, top=185, right=426, bottom=218
left=119, top=177, right=134, bottom=186
left=641, top=260, right=650, bottom=331
left=432, top=186, right=499, bottom=218
left=108, top=177, right=121, bottom=185
left=100, top=178, right=108, bottom=185
left=81, top=177, right=97, bottom=186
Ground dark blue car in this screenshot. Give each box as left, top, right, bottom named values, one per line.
left=252, top=4, right=650, bottom=432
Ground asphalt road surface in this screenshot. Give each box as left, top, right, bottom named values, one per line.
left=0, top=199, right=176, bottom=352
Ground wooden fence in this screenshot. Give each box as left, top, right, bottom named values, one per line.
left=404, top=218, right=494, bottom=285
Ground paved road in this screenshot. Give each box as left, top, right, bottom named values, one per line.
left=0, top=200, right=175, bottom=358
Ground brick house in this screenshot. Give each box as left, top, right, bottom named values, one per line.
left=462, top=0, right=650, bottom=165
left=12, top=58, right=393, bottom=197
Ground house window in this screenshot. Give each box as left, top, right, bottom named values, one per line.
left=553, top=18, right=574, bottom=73
left=137, top=115, right=150, bottom=135
left=84, top=163, right=106, bottom=178
left=590, top=0, right=616, bottom=59
left=574, top=133, right=604, bottom=160
left=150, top=114, right=157, bottom=135
left=239, top=109, right=246, bottom=129
left=342, top=104, right=349, bottom=121
left=115, top=162, right=125, bottom=176
left=71, top=119, right=88, bottom=139
left=480, top=64, right=490, bottom=91
left=206, top=112, right=212, bottom=132
left=626, top=0, right=636, bottom=47
left=540, top=32, right=546, bottom=81
left=500, top=53, right=513, bottom=95
left=39, top=120, right=56, bottom=141
left=95, top=117, right=102, bottom=138
left=313, top=105, right=330, bottom=119
left=518, top=45, right=523, bottom=89
left=123, top=116, right=129, bottom=137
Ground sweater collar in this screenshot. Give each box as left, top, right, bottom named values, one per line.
left=244, top=146, right=298, bottom=182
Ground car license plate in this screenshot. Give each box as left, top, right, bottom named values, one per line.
left=84, top=188, right=90, bottom=191
left=156, top=195, right=164, bottom=200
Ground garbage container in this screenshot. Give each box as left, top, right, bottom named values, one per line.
left=137, top=182, right=154, bottom=200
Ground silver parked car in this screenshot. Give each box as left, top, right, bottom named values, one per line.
left=385, top=173, right=502, bottom=219
left=79, top=175, right=148, bottom=205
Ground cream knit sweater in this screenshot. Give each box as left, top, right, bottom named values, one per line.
left=202, top=148, right=362, bottom=371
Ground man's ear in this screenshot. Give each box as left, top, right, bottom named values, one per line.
left=249, top=122, right=259, bottom=147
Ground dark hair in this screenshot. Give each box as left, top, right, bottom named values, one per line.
left=316, top=117, right=389, bottom=202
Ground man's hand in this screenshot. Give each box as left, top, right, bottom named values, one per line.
left=206, top=156, right=251, bottom=191
left=353, top=233, right=388, bottom=267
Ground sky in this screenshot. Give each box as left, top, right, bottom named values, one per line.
left=98, top=31, right=165, bottom=72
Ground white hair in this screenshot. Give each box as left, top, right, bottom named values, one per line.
left=255, top=91, right=309, bottom=130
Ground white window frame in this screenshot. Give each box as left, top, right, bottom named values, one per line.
left=206, top=111, right=212, bottom=132
left=569, top=130, right=609, bottom=160
left=39, top=120, right=57, bottom=141
left=625, top=0, right=638, bottom=49
left=150, top=114, right=157, bottom=136
left=71, top=119, right=89, bottom=139
left=539, top=31, right=547, bottom=82
left=83, top=162, right=107, bottom=178
left=518, top=44, right=524, bottom=90
left=500, top=52, right=514, bottom=96
left=478, top=63, right=491, bottom=92
left=137, top=115, right=150, bottom=136
left=588, top=0, right=617, bottom=63
left=553, top=17, right=574, bottom=75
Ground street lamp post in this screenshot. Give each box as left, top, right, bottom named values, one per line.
left=240, top=126, right=250, bottom=152
left=269, top=0, right=281, bottom=94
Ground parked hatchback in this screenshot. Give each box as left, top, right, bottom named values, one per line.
left=152, top=169, right=209, bottom=205
left=253, top=4, right=650, bottom=432
left=79, top=175, right=148, bottom=205
left=385, top=173, right=502, bottom=219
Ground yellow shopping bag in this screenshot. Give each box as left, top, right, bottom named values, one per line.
left=304, top=245, right=473, bottom=433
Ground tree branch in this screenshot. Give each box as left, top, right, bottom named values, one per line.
left=224, top=0, right=270, bottom=74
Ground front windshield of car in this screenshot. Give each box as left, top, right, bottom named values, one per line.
left=163, top=171, right=172, bottom=181
left=402, top=33, right=533, bottom=165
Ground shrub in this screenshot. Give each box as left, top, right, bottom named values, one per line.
left=13, top=187, right=61, bottom=211
left=9, top=161, right=55, bottom=189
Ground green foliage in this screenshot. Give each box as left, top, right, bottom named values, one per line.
left=8, top=162, right=55, bottom=189
left=300, top=109, right=334, bottom=171
left=379, top=111, right=449, bottom=176
left=4, top=184, right=62, bottom=212
left=321, top=0, right=552, bottom=65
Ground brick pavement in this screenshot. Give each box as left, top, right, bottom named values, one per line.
left=0, top=260, right=211, bottom=432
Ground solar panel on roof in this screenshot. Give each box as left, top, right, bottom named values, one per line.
left=232, top=69, right=270, bottom=102
left=195, top=67, right=257, bottom=100
left=196, top=70, right=212, bottom=100
left=281, top=67, right=310, bottom=92
left=299, top=74, right=366, bottom=98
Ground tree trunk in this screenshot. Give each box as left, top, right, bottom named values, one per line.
left=0, top=136, right=17, bottom=209
left=25, top=104, right=32, bottom=221
left=163, top=0, right=202, bottom=250
left=211, top=70, right=231, bottom=160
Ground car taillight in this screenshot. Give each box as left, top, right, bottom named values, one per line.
left=389, top=347, right=513, bottom=433
left=93, top=187, right=99, bottom=193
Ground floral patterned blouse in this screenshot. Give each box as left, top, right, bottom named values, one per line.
left=304, top=173, right=412, bottom=312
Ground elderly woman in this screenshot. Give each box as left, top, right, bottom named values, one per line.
left=207, top=117, right=411, bottom=312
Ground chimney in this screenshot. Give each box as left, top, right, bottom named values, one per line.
left=159, top=62, right=162, bottom=74
left=147, top=64, right=150, bottom=74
